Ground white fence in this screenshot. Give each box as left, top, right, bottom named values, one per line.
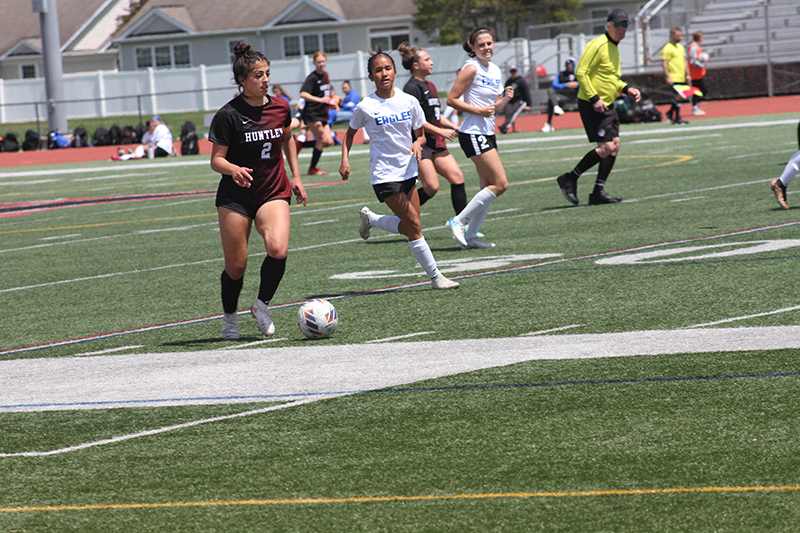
left=0, top=36, right=640, bottom=126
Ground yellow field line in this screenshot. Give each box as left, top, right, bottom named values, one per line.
left=2, top=485, right=798, bottom=513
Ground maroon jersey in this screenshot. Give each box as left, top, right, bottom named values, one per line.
left=209, top=94, right=292, bottom=207
left=403, top=77, right=447, bottom=150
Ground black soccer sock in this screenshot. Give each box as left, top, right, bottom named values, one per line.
left=417, top=187, right=432, bottom=205
left=547, top=101, right=555, bottom=123
left=310, top=147, right=322, bottom=169
left=594, top=155, right=616, bottom=192
left=451, top=182, right=467, bottom=214
left=221, top=270, right=244, bottom=314
left=257, top=256, right=286, bottom=304
left=571, top=149, right=603, bottom=178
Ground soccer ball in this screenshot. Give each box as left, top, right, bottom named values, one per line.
left=297, top=298, right=338, bottom=339
left=699, top=52, right=709, bottom=64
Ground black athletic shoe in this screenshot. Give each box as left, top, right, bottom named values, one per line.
left=671, top=118, right=689, bottom=125
left=556, top=173, right=579, bottom=205
left=588, top=190, right=623, bottom=205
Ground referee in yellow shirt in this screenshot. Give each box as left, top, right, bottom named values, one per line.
left=662, top=28, right=691, bottom=124
left=556, top=9, right=641, bottom=205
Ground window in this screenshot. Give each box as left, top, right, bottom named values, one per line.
left=135, top=44, right=191, bottom=69
left=21, top=64, right=36, bottom=79
left=322, top=33, right=339, bottom=54
left=592, top=10, right=608, bottom=34
left=136, top=47, right=153, bottom=69
left=284, top=36, right=301, bottom=58
left=283, top=32, right=340, bottom=58
left=369, top=28, right=410, bottom=51
left=303, top=34, right=320, bottom=56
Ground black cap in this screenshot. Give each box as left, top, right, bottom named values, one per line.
left=607, top=8, right=629, bottom=23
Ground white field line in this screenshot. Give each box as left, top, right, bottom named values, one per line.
left=683, top=305, right=800, bottom=328
left=74, top=345, right=144, bottom=356
left=365, top=332, right=436, bottom=343
left=223, top=338, right=290, bottom=349
left=520, top=324, right=585, bottom=336
left=0, top=397, right=336, bottom=458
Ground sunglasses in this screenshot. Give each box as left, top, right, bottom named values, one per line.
left=613, top=21, right=629, bottom=28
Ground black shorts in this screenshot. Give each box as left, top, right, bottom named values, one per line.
left=216, top=192, right=290, bottom=219
left=372, top=177, right=417, bottom=203
left=421, top=145, right=450, bottom=161
left=458, top=132, right=497, bottom=158
left=578, top=99, right=620, bottom=143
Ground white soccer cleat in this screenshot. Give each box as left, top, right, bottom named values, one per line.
left=553, top=105, right=565, bottom=116
left=446, top=217, right=468, bottom=247
left=541, top=123, right=554, bottom=133
left=692, top=105, right=706, bottom=116
left=431, top=274, right=460, bottom=290
left=462, top=238, right=496, bottom=249
left=358, top=206, right=373, bottom=240
left=222, top=312, right=239, bottom=340
left=250, top=299, right=275, bottom=336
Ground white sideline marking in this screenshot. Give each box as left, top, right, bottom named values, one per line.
left=0, top=398, right=331, bottom=458
left=3, top=326, right=800, bottom=456
left=75, top=345, right=144, bottom=356
left=684, top=305, right=800, bottom=328
left=224, top=338, right=289, bottom=349
left=365, top=332, right=436, bottom=343
left=520, top=324, right=584, bottom=336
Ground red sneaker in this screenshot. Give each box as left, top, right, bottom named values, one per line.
left=308, top=168, right=328, bottom=175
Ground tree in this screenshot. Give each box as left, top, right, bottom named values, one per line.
left=413, top=0, right=531, bottom=45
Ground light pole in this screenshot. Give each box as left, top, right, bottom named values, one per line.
left=32, top=0, right=68, bottom=135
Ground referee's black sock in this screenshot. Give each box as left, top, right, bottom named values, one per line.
left=571, top=149, right=603, bottom=178
left=594, top=155, right=616, bottom=193
left=310, top=147, right=322, bottom=170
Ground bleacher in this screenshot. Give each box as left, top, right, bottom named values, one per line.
left=688, top=0, right=800, bottom=65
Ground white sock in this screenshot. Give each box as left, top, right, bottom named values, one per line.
left=456, top=188, right=496, bottom=225
left=370, top=213, right=401, bottom=234
left=779, top=149, right=800, bottom=186
left=465, top=205, right=490, bottom=241
left=409, top=236, right=440, bottom=279
left=134, top=145, right=145, bottom=158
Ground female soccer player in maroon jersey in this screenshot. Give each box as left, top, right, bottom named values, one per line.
left=209, top=42, right=307, bottom=340
left=398, top=42, right=466, bottom=217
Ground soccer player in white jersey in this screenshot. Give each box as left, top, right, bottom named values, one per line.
left=444, top=27, right=514, bottom=249
left=770, top=149, right=800, bottom=209
left=339, top=49, right=460, bottom=290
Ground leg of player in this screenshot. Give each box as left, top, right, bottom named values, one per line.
left=249, top=200, right=291, bottom=336
left=218, top=207, right=252, bottom=340
left=308, top=121, right=334, bottom=175
left=770, top=149, right=800, bottom=210
left=384, top=189, right=459, bottom=289
left=416, top=158, right=440, bottom=206
left=433, top=152, right=467, bottom=215
left=449, top=150, right=507, bottom=249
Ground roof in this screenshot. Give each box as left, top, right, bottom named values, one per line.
left=0, top=0, right=127, bottom=59
left=116, top=0, right=417, bottom=39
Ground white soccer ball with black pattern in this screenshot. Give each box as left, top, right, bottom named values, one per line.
left=297, top=298, right=338, bottom=339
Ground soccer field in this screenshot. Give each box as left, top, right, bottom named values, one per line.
left=2, top=114, right=800, bottom=531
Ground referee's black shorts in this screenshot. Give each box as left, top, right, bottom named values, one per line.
left=578, top=99, right=620, bottom=143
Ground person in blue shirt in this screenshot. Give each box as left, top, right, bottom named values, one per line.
left=330, top=80, right=360, bottom=124
left=542, top=57, right=579, bottom=133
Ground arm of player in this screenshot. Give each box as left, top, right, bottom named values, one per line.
left=210, top=143, right=253, bottom=188
left=339, top=127, right=357, bottom=181
left=282, top=126, right=306, bottom=206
